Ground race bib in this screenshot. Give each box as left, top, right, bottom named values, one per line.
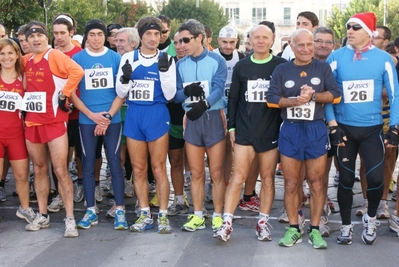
left=342, top=80, right=374, bottom=103
left=21, top=92, right=46, bottom=113
left=286, top=100, right=315, bottom=121
left=224, top=82, right=231, bottom=98
left=0, top=91, right=23, bottom=112
left=184, top=81, right=209, bottom=104
left=128, top=80, right=154, bottom=101
left=85, top=68, right=114, bottom=90
left=247, top=80, right=269, bottom=102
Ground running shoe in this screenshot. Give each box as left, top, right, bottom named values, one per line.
left=64, top=217, right=79, bottom=237
left=238, top=196, right=260, bottom=212
left=0, top=186, right=6, bottom=201
left=362, top=214, right=380, bottom=245
left=392, top=190, right=397, bottom=202
left=389, top=179, right=394, bottom=193
left=16, top=206, right=36, bottom=223
left=327, top=197, right=335, bottom=211
left=106, top=203, right=117, bottom=218
left=183, top=192, right=190, bottom=208
left=320, top=204, right=331, bottom=225
left=157, top=213, right=172, bottom=234
left=356, top=200, right=368, bottom=216
left=148, top=182, right=156, bottom=195
left=149, top=193, right=159, bottom=207
left=308, top=229, right=327, bottom=249
left=299, top=213, right=306, bottom=234
left=47, top=194, right=64, bottom=213
left=337, top=224, right=353, bottom=245
left=319, top=222, right=330, bottom=237
left=130, top=211, right=154, bottom=232
left=184, top=174, right=191, bottom=188
left=25, top=213, right=50, bottom=231
left=181, top=214, right=206, bottom=232
left=213, top=221, right=233, bottom=242
left=389, top=213, right=399, bottom=235
left=278, top=227, right=302, bottom=247
left=95, top=186, right=103, bottom=202
left=114, top=209, right=128, bottom=230
left=256, top=218, right=272, bottom=241
left=278, top=209, right=289, bottom=223
left=73, top=182, right=84, bottom=203
left=212, top=216, right=223, bottom=232
left=275, top=163, right=283, bottom=176
left=376, top=201, right=390, bottom=219
left=124, top=180, right=134, bottom=198
left=167, top=198, right=188, bottom=216
left=135, top=199, right=141, bottom=215
left=333, top=172, right=339, bottom=187
left=77, top=209, right=98, bottom=229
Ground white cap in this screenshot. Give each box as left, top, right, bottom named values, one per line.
left=72, top=34, right=83, bottom=45
left=219, top=26, right=238, bottom=39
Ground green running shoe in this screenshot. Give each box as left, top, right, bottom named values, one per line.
left=212, top=216, right=223, bottom=231
left=279, top=227, right=302, bottom=247
left=309, top=229, right=328, bottom=249
left=181, top=214, right=206, bottom=232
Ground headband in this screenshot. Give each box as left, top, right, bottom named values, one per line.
left=55, top=15, right=74, bottom=26
left=138, top=22, right=162, bottom=39
left=84, top=21, right=107, bottom=37
left=25, top=27, right=48, bottom=39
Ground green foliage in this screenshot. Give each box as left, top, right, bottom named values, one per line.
left=0, top=0, right=43, bottom=35
left=159, top=0, right=229, bottom=47
left=326, top=0, right=399, bottom=42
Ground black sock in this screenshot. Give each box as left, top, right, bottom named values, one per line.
left=41, top=213, right=48, bottom=218
left=0, top=180, right=5, bottom=187
left=290, top=224, right=300, bottom=232
left=310, top=225, right=319, bottom=232
left=243, top=194, right=253, bottom=202
left=95, top=181, right=100, bottom=186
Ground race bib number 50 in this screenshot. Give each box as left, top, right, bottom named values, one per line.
left=21, top=92, right=46, bottom=113
left=85, top=68, right=114, bottom=90
left=0, top=91, right=23, bottom=112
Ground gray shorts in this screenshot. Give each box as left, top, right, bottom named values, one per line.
left=183, top=109, right=226, bottom=148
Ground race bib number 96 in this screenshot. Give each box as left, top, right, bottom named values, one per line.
left=0, top=91, right=23, bottom=112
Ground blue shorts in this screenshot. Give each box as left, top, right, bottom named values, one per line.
left=278, top=120, right=329, bottom=161
left=124, top=104, right=170, bottom=142
left=183, top=109, right=226, bottom=148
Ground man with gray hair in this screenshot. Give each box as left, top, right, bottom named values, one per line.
left=0, top=23, right=6, bottom=39
left=115, top=27, right=139, bottom=56
left=174, top=19, right=227, bottom=233
left=266, top=28, right=341, bottom=249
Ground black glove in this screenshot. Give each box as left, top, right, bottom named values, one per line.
left=329, top=125, right=346, bottom=145
left=384, top=126, right=399, bottom=145
left=121, top=59, right=132, bottom=84
left=158, top=53, right=173, bottom=72
left=186, top=100, right=207, bottom=121
left=184, top=82, right=203, bottom=97
left=58, top=94, right=69, bottom=112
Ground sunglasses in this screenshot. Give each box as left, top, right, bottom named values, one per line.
left=179, top=36, right=195, bottom=44
left=161, top=30, right=169, bottom=34
left=346, top=24, right=362, bottom=31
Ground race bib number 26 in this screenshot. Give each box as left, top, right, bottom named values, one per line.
left=342, top=80, right=374, bottom=103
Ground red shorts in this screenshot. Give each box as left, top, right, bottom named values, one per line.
left=25, top=122, right=67, bottom=144
left=0, top=134, right=28, bottom=160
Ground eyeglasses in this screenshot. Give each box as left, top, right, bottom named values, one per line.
left=346, top=24, right=362, bottom=31
left=373, top=36, right=385, bottom=40
left=314, top=39, right=334, bottom=46
left=179, top=36, right=195, bottom=44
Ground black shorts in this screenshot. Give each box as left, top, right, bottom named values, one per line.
left=169, top=135, right=185, bottom=150
left=235, top=134, right=278, bottom=153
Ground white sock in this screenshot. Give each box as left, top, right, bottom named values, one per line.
left=176, top=195, right=184, bottom=204
left=258, top=212, right=269, bottom=223
left=223, top=213, right=233, bottom=223
left=213, top=212, right=222, bottom=219
left=194, top=211, right=203, bottom=219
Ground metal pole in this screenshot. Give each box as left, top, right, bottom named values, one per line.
left=384, top=0, right=387, bottom=26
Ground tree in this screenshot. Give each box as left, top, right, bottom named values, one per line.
left=0, top=0, right=43, bottom=35
left=159, top=0, right=229, bottom=47
left=327, top=0, right=399, bottom=42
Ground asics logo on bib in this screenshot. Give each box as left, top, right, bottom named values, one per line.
left=132, top=81, right=150, bottom=88
left=27, top=94, right=42, bottom=100
left=252, top=82, right=269, bottom=90
left=347, top=82, right=369, bottom=90
left=89, top=70, right=109, bottom=77
left=0, top=93, right=19, bottom=100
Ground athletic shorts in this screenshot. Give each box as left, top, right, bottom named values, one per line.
left=169, top=134, right=185, bottom=150
left=183, top=109, right=226, bottom=148
left=0, top=134, right=28, bottom=160
left=68, top=120, right=83, bottom=160
left=327, top=144, right=337, bottom=158
left=278, top=120, right=329, bottom=161
left=124, top=104, right=170, bottom=142
left=25, top=122, right=67, bottom=144
left=235, top=134, right=277, bottom=153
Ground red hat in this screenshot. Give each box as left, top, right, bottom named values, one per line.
left=346, top=12, right=378, bottom=38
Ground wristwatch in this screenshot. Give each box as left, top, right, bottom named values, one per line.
left=204, top=99, right=210, bottom=109
left=311, top=92, right=316, bottom=101
left=103, top=113, right=112, bottom=120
